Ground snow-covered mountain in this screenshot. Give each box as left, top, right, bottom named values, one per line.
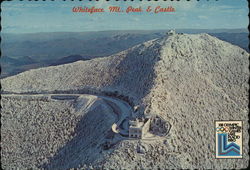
left=1, top=33, right=249, bottom=169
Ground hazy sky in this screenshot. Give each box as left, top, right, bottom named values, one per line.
left=1, top=0, right=249, bottom=33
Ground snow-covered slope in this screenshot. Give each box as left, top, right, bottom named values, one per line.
left=1, top=33, right=249, bottom=169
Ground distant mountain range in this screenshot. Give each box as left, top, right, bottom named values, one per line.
left=1, top=56, right=36, bottom=66
left=209, top=32, right=249, bottom=51
left=49, top=55, right=92, bottom=66
left=0, top=56, right=43, bottom=78
left=0, top=55, right=92, bottom=78
left=1, top=29, right=248, bottom=78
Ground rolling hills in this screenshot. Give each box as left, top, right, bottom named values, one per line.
left=1, top=29, right=248, bottom=78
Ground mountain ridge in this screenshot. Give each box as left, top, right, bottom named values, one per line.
left=1, top=33, right=249, bottom=169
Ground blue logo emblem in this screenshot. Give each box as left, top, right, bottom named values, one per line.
left=217, top=133, right=240, bottom=156
left=216, top=121, right=242, bottom=158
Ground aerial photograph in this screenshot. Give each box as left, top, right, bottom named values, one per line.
left=0, top=0, right=249, bottom=169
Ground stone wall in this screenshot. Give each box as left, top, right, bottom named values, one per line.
left=142, top=119, right=151, bottom=138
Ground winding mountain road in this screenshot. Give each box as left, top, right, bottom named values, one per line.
left=2, top=93, right=133, bottom=136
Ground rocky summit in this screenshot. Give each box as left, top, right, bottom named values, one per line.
left=1, top=33, right=249, bottom=169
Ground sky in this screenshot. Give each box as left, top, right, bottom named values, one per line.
left=1, top=0, right=249, bottom=33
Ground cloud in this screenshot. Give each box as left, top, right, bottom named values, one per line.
left=1, top=0, right=248, bottom=33
left=92, top=0, right=118, bottom=9
left=2, top=1, right=47, bottom=8
left=138, top=0, right=198, bottom=10
left=198, top=15, right=208, bottom=19
left=131, top=17, right=140, bottom=22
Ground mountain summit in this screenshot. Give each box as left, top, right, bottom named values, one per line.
left=1, top=33, right=249, bottom=169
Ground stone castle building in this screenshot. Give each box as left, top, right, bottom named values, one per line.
left=129, top=118, right=150, bottom=139
left=167, top=29, right=176, bottom=35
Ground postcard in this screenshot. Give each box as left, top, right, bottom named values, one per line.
left=1, top=0, right=249, bottom=169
